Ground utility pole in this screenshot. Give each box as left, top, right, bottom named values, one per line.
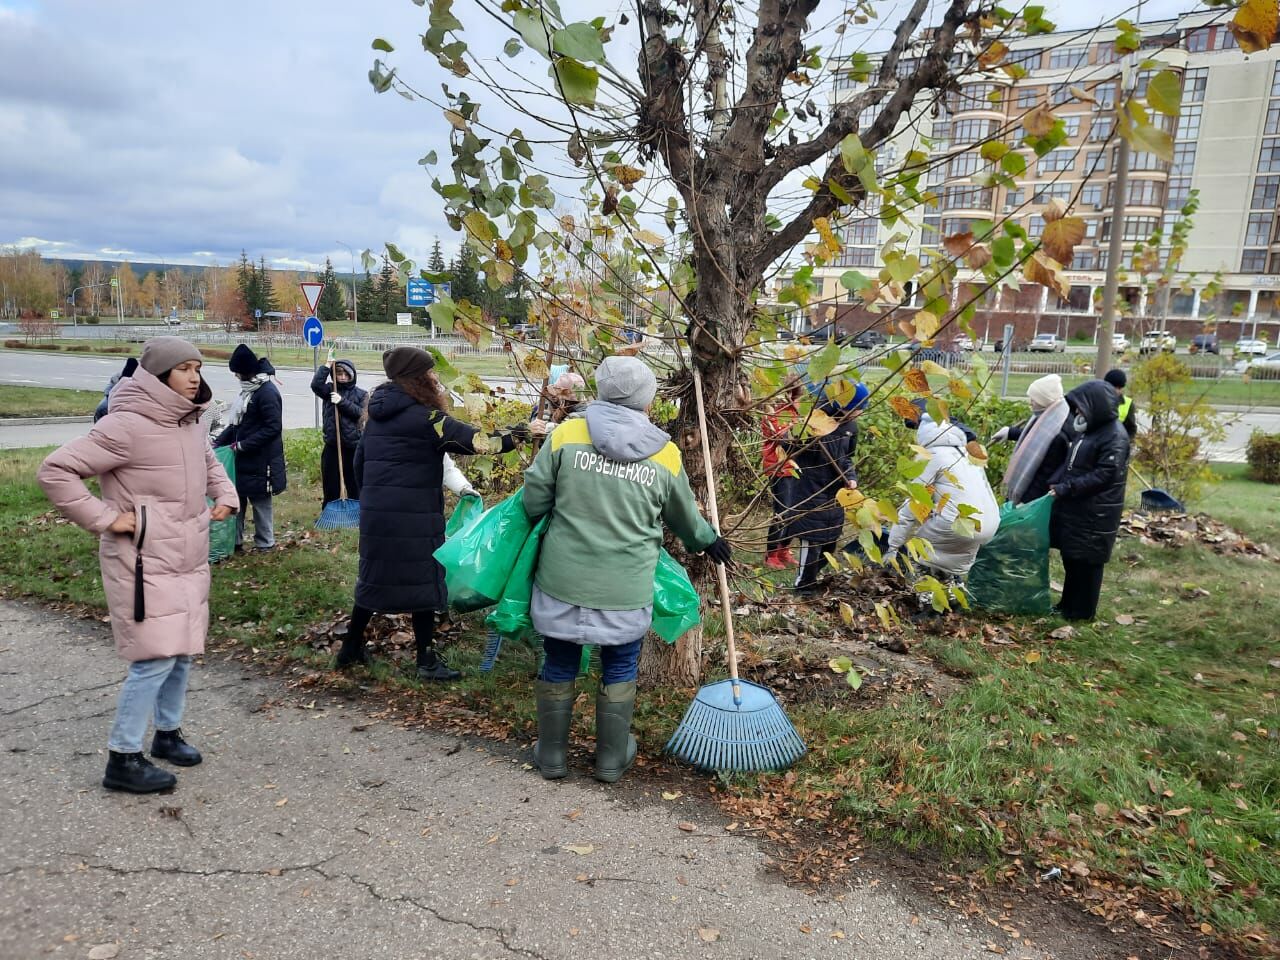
left=337, top=241, right=358, bottom=327
left=1096, top=58, right=1137, bottom=377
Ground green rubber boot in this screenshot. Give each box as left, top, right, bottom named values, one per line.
left=532, top=680, right=575, bottom=780
left=594, top=681, right=638, bottom=784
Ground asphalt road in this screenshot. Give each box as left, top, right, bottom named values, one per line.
left=0, top=601, right=1065, bottom=960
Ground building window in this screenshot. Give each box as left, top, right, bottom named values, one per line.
left=1267, top=104, right=1280, bottom=137
left=1075, top=250, right=1098, bottom=270
left=1272, top=62, right=1280, bottom=97
left=951, top=118, right=998, bottom=143
left=1133, top=70, right=1155, bottom=99
left=1085, top=149, right=1105, bottom=173
left=940, top=218, right=978, bottom=237
left=1269, top=251, right=1280, bottom=274
left=1167, top=177, right=1191, bottom=211
left=846, top=219, right=879, bottom=245
left=1252, top=175, right=1280, bottom=209
left=1062, top=115, right=1082, bottom=138
left=1186, top=28, right=1210, bottom=52
left=1177, top=105, right=1202, bottom=141
left=1183, top=67, right=1208, bottom=104
left=1082, top=184, right=1103, bottom=207
left=1032, top=182, right=1072, bottom=204
left=1090, top=115, right=1113, bottom=141
left=1102, top=216, right=1161, bottom=242
left=1242, top=249, right=1267, bottom=272
left=947, top=152, right=982, bottom=177
left=1009, top=48, right=1044, bottom=71
left=1107, top=179, right=1165, bottom=207
left=1048, top=47, right=1085, bottom=70
left=1172, top=142, right=1197, bottom=177
left=1083, top=218, right=1099, bottom=240
left=1004, top=188, right=1024, bottom=211
left=955, top=83, right=999, bottom=109
left=1038, top=150, right=1076, bottom=173
left=1246, top=213, right=1272, bottom=246
left=1259, top=138, right=1280, bottom=173
left=1128, top=150, right=1169, bottom=172
left=1093, top=82, right=1117, bottom=108
left=1051, top=84, right=1074, bottom=106
left=931, top=119, right=951, bottom=142
left=1018, top=86, right=1040, bottom=108
left=1095, top=44, right=1121, bottom=66
left=1215, top=28, right=1239, bottom=51
left=1026, top=215, right=1046, bottom=239
left=940, top=186, right=993, bottom=209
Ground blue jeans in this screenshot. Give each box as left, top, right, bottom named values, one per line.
left=107, top=655, right=193, bottom=753
left=541, top=637, right=642, bottom=685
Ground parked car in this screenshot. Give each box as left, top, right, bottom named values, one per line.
left=1139, top=330, right=1177, bottom=354
left=1189, top=333, right=1219, bottom=355
left=510, top=322, right=539, bottom=338
left=847, top=330, right=887, bottom=349
left=1028, top=333, right=1066, bottom=352
left=1236, top=338, right=1269, bottom=356
left=1111, top=333, right=1130, bottom=352
left=1233, top=350, right=1280, bottom=378
left=954, top=334, right=981, bottom=351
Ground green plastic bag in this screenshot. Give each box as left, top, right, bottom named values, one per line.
left=484, top=515, right=550, bottom=644
left=434, top=492, right=533, bottom=612
left=651, top=549, right=701, bottom=644
left=445, top=495, right=484, bottom=539
left=208, top=445, right=237, bottom=564
left=966, top=495, right=1053, bottom=615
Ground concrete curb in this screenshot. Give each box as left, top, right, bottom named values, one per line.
left=0, top=415, right=93, bottom=426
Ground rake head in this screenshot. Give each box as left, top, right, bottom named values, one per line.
left=664, top=679, right=806, bottom=773
left=315, top=498, right=361, bottom=530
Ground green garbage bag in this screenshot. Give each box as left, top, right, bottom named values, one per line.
left=445, top=494, right=484, bottom=539
left=651, top=549, right=701, bottom=644
left=966, top=495, right=1054, bottom=615
left=434, top=491, right=533, bottom=612
left=208, top=445, right=237, bottom=564
left=484, top=515, right=550, bottom=644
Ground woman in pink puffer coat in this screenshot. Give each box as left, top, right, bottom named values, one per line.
left=38, top=337, right=238, bottom=795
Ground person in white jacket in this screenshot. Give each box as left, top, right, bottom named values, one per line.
left=885, top=415, right=1000, bottom=582
left=441, top=454, right=479, bottom=500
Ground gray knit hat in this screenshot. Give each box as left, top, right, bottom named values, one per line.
left=596, top=356, right=657, bottom=411
left=139, top=337, right=202, bottom=376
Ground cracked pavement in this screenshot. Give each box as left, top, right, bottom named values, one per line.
left=0, top=602, right=1057, bottom=960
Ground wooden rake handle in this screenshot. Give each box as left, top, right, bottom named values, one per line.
left=331, top=356, right=348, bottom=491
left=691, top=366, right=741, bottom=706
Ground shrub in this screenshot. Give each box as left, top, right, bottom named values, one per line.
left=85, top=316, right=101, bottom=325
left=1246, top=430, right=1280, bottom=484
left=1132, top=353, right=1224, bottom=503
left=284, top=428, right=324, bottom=487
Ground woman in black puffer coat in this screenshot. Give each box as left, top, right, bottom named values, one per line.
left=335, top=347, right=529, bottom=681
left=1049, top=380, right=1130, bottom=621
left=214, top=345, right=285, bottom=551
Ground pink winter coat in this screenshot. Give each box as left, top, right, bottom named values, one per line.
left=37, top=368, right=239, bottom=662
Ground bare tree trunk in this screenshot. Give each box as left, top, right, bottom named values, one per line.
left=639, top=627, right=703, bottom=687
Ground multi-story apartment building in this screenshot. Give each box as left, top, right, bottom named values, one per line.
left=811, top=10, right=1280, bottom=348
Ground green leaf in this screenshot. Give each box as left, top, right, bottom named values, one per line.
left=386, top=242, right=405, bottom=263
left=980, top=141, right=1009, bottom=162
left=426, top=348, right=460, bottom=385
left=807, top=337, right=841, bottom=383
left=1001, top=152, right=1027, bottom=176
left=427, top=298, right=456, bottom=332
left=513, top=10, right=552, bottom=57
left=418, top=150, right=438, bottom=166
left=552, top=22, right=605, bottom=63
left=372, top=38, right=394, bottom=53
left=839, top=134, right=868, bottom=175
left=828, top=656, right=853, bottom=673
left=360, top=248, right=377, bottom=272
left=1146, top=70, right=1182, bottom=117
left=503, top=38, right=522, bottom=57
left=550, top=58, right=599, bottom=107
left=839, top=270, right=873, bottom=292
left=845, top=669, right=863, bottom=690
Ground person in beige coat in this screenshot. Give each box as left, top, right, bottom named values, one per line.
left=38, top=337, right=238, bottom=794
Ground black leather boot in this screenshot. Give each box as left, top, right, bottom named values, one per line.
left=151, top=728, right=202, bottom=767
left=416, top=647, right=461, bottom=682
left=334, top=634, right=369, bottom=670
left=103, top=750, right=177, bottom=793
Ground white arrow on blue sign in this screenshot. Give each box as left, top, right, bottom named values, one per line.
left=302, top=316, right=324, bottom=347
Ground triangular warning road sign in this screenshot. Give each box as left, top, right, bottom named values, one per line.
left=300, top=282, right=324, bottom=315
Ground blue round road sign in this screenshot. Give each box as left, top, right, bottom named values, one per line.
left=303, top=316, right=324, bottom=347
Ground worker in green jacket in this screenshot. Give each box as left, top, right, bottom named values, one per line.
left=522, top=356, right=730, bottom=783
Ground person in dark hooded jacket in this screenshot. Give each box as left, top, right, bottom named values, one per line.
left=214, top=344, right=285, bottom=551
left=335, top=347, right=530, bottom=681
left=1049, top=380, right=1130, bottom=621
left=310, top=352, right=367, bottom=505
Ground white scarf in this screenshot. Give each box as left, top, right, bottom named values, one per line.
left=228, top=373, right=269, bottom=426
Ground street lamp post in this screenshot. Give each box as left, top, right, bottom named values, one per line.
left=336, top=241, right=358, bottom=327
left=1096, top=57, right=1138, bottom=378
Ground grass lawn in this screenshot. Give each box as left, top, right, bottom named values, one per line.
left=0, top=439, right=1276, bottom=949
left=0, top=385, right=102, bottom=418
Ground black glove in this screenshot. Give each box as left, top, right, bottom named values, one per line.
left=506, top=422, right=532, bottom=442
left=704, top=536, right=732, bottom=566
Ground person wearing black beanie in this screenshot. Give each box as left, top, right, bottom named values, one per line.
left=1102, top=368, right=1137, bottom=442
left=214, top=344, right=286, bottom=550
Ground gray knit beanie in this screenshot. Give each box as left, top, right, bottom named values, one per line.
left=595, top=356, right=657, bottom=411
left=139, top=337, right=203, bottom=376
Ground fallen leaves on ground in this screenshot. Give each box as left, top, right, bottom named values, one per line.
left=1121, top=512, right=1275, bottom=560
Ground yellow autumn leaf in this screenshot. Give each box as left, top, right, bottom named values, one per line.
left=902, top=368, right=931, bottom=394
left=1025, top=650, right=1042, bottom=664
left=837, top=487, right=867, bottom=511
left=632, top=228, right=667, bottom=247
left=1069, top=85, right=1097, bottom=105
left=494, top=238, right=514, bottom=261
left=559, top=214, right=576, bottom=234
left=1024, top=103, right=1057, bottom=138
left=1230, top=0, right=1279, bottom=53
left=444, top=109, right=468, bottom=130
left=1041, top=216, right=1086, bottom=265
left=977, top=40, right=1008, bottom=69
left=913, top=310, right=940, bottom=341
left=948, top=377, right=974, bottom=400
left=839, top=601, right=855, bottom=626
left=919, top=360, right=950, bottom=377
left=804, top=408, right=839, bottom=437
left=612, top=164, right=645, bottom=187
left=1024, top=251, right=1070, bottom=299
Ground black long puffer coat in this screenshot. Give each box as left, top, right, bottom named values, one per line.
left=353, top=383, right=512, bottom=613
left=310, top=361, right=367, bottom=449
left=214, top=380, right=286, bottom=499
left=1049, top=381, right=1130, bottom=563
left=781, top=409, right=858, bottom=544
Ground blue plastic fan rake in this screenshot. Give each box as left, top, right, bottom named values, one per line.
left=664, top=368, right=806, bottom=774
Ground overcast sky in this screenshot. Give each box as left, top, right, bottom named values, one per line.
left=1, top=0, right=1192, bottom=272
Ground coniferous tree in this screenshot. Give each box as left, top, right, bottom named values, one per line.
left=428, top=238, right=447, bottom=274
left=236, top=251, right=257, bottom=322
left=449, top=245, right=481, bottom=304
left=356, top=269, right=378, bottom=324
left=257, top=257, right=278, bottom=317
left=374, top=256, right=398, bottom=324
left=315, top=257, right=347, bottom=324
